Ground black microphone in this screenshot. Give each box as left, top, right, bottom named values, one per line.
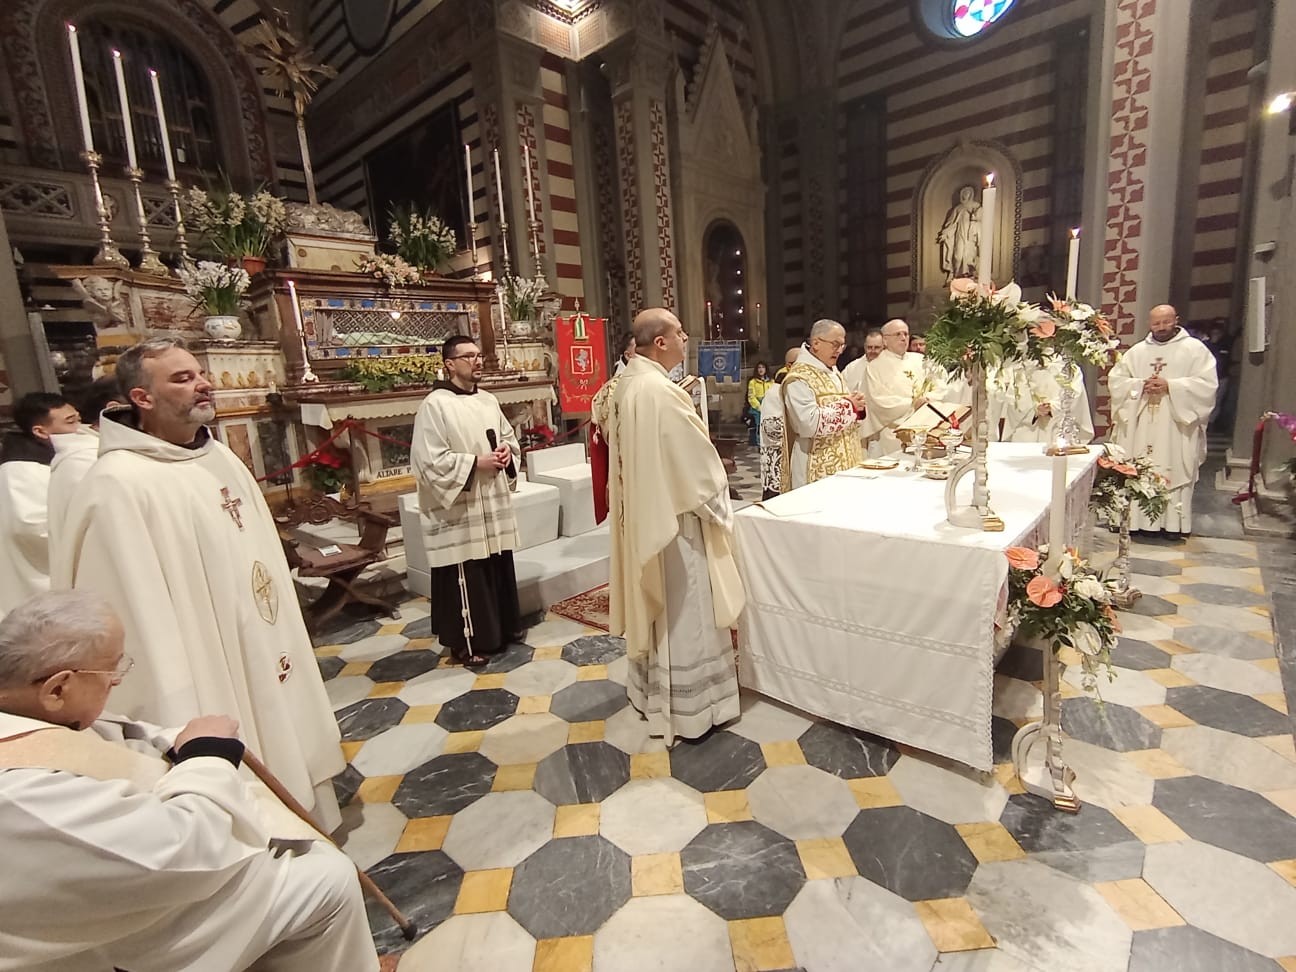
left=485, top=429, right=516, bottom=477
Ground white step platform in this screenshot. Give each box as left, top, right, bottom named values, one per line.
left=526, top=443, right=597, bottom=537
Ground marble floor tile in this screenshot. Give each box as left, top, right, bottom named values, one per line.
left=1163, top=684, right=1293, bottom=737
left=478, top=642, right=536, bottom=674
left=1185, top=537, right=1258, bottom=556
left=671, top=730, right=769, bottom=792
left=1126, top=593, right=1182, bottom=617
left=434, top=687, right=519, bottom=732
left=534, top=742, right=631, bottom=805
left=729, top=692, right=816, bottom=744
left=1128, top=925, right=1280, bottom=972
left=396, top=667, right=478, bottom=707
left=337, top=634, right=408, bottom=662
left=842, top=806, right=979, bottom=901
left=502, top=658, right=580, bottom=697
left=795, top=836, right=858, bottom=880
left=1179, top=583, right=1267, bottom=608
left=1159, top=725, right=1296, bottom=792
left=1116, top=615, right=1176, bottom=644
left=599, top=777, right=708, bottom=855
left=995, top=643, right=1044, bottom=683
left=1060, top=697, right=1163, bottom=751
left=336, top=800, right=407, bottom=871
left=326, top=674, right=376, bottom=710
left=315, top=617, right=383, bottom=646
left=1143, top=840, right=1296, bottom=957
left=366, top=649, right=441, bottom=684
left=508, top=835, right=631, bottom=938
left=549, top=679, right=630, bottom=722
left=397, top=911, right=535, bottom=972
left=914, top=896, right=995, bottom=952
left=364, top=849, right=464, bottom=953
left=441, top=791, right=556, bottom=870
left=783, top=877, right=938, bottom=972
left=1169, top=652, right=1283, bottom=697
left=1030, top=841, right=1148, bottom=884
left=886, top=754, right=1010, bottom=825
left=1153, top=775, right=1296, bottom=862
left=991, top=675, right=1043, bottom=722
left=316, top=654, right=345, bottom=681
left=605, top=654, right=629, bottom=685
left=965, top=859, right=1132, bottom=972
left=1066, top=666, right=1168, bottom=708
left=1127, top=574, right=1186, bottom=597
left=1177, top=602, right=1273, bottom=633
left=601, top=706, right=667, bottom=755
left=337, top=697, right=409, bottom=741
left=1093, top=877, right=1185, bottom=931
left=478, top=712, right=570, bottom=766
left=681, top=820, right=807, bottom=920
left=746, top=764, right=861, bottom=839
left=631, top=851, right=684, bottom=896
left=930, top=950, right=1042, bottom=971
left=1109, top=804, right=1190, bottom=844
left=352, top=722, right=450, bottom=778
left=452, top=867, right=512, bottom=914
left=561, top=635, right=627, bottom=666
left=1179, top=565, right=1266, bottom=587
left=526, top=616, right=601, bottom=648
left=395, top=815, right=453, bottom=853
left=728, top=915, right=797, bottom=972
left=593, top=894, right=733, bottom=972
left=1060, top=738, right=1156, bottom=809
left=999, top=793, right=1138, bottom=855
left=796, top=721, right=899, bottom=780
left=391, top=752, right=496, bottom=818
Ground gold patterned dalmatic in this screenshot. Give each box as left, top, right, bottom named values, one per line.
left=780, top=362, right=863, bottom=487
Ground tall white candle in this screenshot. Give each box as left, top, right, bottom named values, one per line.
left=1048, top=453, right=1068, bottom=571
left=66, top=24, right=94, bottom=152
left=492, top=147, right=506, bottom=218
left=1065, top=227, right=1080, bottom=299
left=463, top=143, right=474, bottom=226
left=706, top=300, right=713, bottom=338
left=522, top=143, right=536, bottom=222
left=111, top=50, right=138, bottom=170
left=979, top=173, right=997, bottom=288
left=148, top=69, right=176, bottom=181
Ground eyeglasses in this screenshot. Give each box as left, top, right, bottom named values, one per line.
left=448, top=353, right=484, bottom=362
left=814, top=339, right=847, bottom=351
left=32, top=655, right=134, bottom=684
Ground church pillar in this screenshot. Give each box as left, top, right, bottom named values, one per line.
left=793, top=87, right=840, bottom=328
left=0, top=216, right=49, bottom=400
left=604, top=32, right=679, bottom=316
left=1087, top=0, right=1192, bottom=433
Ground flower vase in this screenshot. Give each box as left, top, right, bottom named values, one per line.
left=240, top=255, right=268, bottom=277
left=510, top=319, right=535, bottom=339
left=204, top=315, right=242, bottom=340
left=1045, top=358, right=1089, bottom=456
left=943, top=361, right=1004, bottom=531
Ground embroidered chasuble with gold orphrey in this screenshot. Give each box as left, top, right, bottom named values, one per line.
left=780, top=362, right=862, bottom=487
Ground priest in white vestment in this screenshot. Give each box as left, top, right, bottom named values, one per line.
left=1108, top=304, right=1218, bottom=535
left=605, top=309, right=746, bottom=745
left=782, top=320, right=865, bottom=488
left=859, top=319, right=945, bottom=455
left=1001, top=359, right=1095, bottom=445
left=758, top=376, right=787, bottom=499
left=0, top=592, right=378, bottom=972
left=411, top=335, right=522, bottom=668
left=47, top=376, right=126, bottom=553
left=0, top=393, right=79, bottom=618
left=51, top=339, right=345, bottom=831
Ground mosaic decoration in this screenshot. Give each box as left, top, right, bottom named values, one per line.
left=615, top=98, right=644, bottom=315
left=516, top=103, right=547, bottom=257
left=649, top=98, right=677, bottom=312
left=953, top=0, right=1016, bottom=37
left=592, top=114, right=627, bottom=334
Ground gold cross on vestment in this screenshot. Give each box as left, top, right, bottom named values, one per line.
left=220, top=487, right=244, bottom=530
left=1150, top=357, right=1166, bottom=376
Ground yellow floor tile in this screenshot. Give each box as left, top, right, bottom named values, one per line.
left=914, top=898, right=995, bottom=951
left=367, top=681, right=404, bottom=698
left=401, top=704, right=443, bottom=724
left=1269, top=860, right=1296, bottom=888
left=1059, top=681, right=1085, bottom=700
left=1157, top=615, right=1193, bottom=629
left=1259, top=735, right=1296, bottom=761
left=705, top=789, right=754, bottom=824
left=1143, top=668, right=1196, bottom=688
left=729, top=916, right=797, bottom=972
left=340, top=740, right=364, bottom=763
left=1137, top=704, right=1196, bottom=729
left=992, top=763, right=1027, bottom=795
left=1253, top=657, right=1281, bottom=673
left=1110, top=805, right=1189, bottom=844
left=1160, top=593, right=1196, bottom=606
left=1056, top=646, right=1083, bottom=667
left=1154, top=640, right=1194, bottom=656
left=1254, top=629, right=1276, bottom=645
left=396, top=815, right=453, bottom=853
left=1277, top=958, right=1296, bottom=972
left=630, top=751, right=672, bottom=780
left=378, top=622, right=405, bottom=635
left=338, top=660, right=371, bottom=677
left=357, top=775, right=402, bottom=804
left=531, top=646, right=564, bottom=661
left=796, top=837, right=858, bottom=879
left=631, top=853, right=683, bottom=896
left=1266, top=790, right=1296, bottom=816
left=492, top=763, right=537, bottom=792
left=454, top=868, right=513, bottom=914
left=1256, top=693, right=1289, bottom=715
left=955, top=822, right=1027, bottom=863
left=533, top=935, right=594, bottom=972
left=567, top=721, right=605, bottom=744
left=761, top=741, right=807, bottom=767
left=314, top=643, right=345, bottom=657
left=1249, top=605, right=1271, bottom=617
left=576, top=664, right=609, bottom=681
left=1124, top=749, right=1193, bottom=779
left=517, top=695, right=552, bottom=714
left=473, top=672, right=508, bottom=689
left=553, top=803, right=600, bottom=838
left=1094, top=879, right=1184, bottom=931
left=443, top=730, right=486, bottom=754
left=404, top=637, right=437, bottom=651
left=848, top=776, right=904, bottom=809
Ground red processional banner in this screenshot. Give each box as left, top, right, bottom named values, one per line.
left=554, top=314, right=608, bottom=414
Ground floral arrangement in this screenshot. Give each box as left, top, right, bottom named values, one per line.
left=499, top=274, right=547, bottom=324
left=1089, top=442, right=1171, bottom=526
left=183, top=185, right=287, bottom=259
left=1263, top=412, right=1296, bottom=478
left=388, top=205, right=458, bottom=271
left=340, top=354, right=443, bottom=392
left=176, top=260, right=251, bottom=316
left=1005, top=544, right=1120, bottom=694
left=303, top=444, right=349, bottom=495
left=355, top=253, right=422, bottom=288
left=1032, top=296, right=1121, bottom=369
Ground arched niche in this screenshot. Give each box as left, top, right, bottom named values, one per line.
left=702, top=219, right=749, bottom=341
left=911, top=139, right=1022, bottom=304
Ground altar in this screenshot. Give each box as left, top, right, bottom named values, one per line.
left=733, top=443, right=1100, bottom=772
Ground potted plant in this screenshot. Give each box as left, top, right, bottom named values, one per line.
left=339, top=354, right=444, bottom=392
left=303, top=443, right=350, bottom=497
left=177, top=260, right=251, bottom=340
left=388, top=205, right=459, bottom=274
left=183, top=184, right=287, bottom=273
left=499, top=274, right=546, bottom=338
left=355, top=253, right=422, bottom=289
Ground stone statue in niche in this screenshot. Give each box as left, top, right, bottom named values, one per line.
left=937, top=185, right=981, bottom=282
left=71, top=276, right=129, bottom=330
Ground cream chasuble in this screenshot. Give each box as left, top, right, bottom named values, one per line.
left=861, top=350, right=939, bottom=455
left=410, top=384, right=520, bottom=568
left=1108, top=329, right=1218, bottom=532
left=46, top=429, right=100, bottom=555
left=50, top=411, right=345, bottom=827
left=1001, top=361, right=1095, bottom=445
left=0, top=460, right=50, bottom=618
left=781, top=348, right=862, bottom=489
left=605, top=356, right=744, bottom=744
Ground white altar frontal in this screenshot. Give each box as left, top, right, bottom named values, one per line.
left=734, top=443, right=1100, bottom=772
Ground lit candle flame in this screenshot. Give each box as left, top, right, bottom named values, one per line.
left=1071, top=227, right=1080, bottom=239
left=985, top=172, right=995, bottom=188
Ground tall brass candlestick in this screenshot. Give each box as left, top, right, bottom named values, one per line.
left=82, top=151, right=129, bottom=269
left=165, top=178, right=190, bottom=264
left=126, top=167, right=167, bottom=275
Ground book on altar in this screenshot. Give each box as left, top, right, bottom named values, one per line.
left=897, top=400, right=971, bottom=434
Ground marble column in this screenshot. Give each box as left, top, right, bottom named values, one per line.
left=604, top=31, right=679, bottom=316
left=0, top=214, right=51, bottom=400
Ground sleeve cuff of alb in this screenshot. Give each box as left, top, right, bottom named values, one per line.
left=170, top=737, right=246, bottom=767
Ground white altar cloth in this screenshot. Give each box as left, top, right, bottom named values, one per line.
left=734, top=443, right=1099, bottom=771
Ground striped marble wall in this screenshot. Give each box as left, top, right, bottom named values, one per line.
left=539, top=54, right=585, bottom=310
left=777, top=120, right=806, bottom=339
left=835, top=0, right=1094, bottom=320
left=663, top=0, right=759, bottom=107
left=1186, top=0, right=1259, bottom=330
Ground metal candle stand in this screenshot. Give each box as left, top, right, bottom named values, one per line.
left=125, top=166, right=167, bottom=275
left=82, top=151, right=129, bottom=269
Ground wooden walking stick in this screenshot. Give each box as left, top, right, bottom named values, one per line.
left=242, top=750, right=418, bottom=941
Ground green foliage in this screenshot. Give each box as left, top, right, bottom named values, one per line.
left=340, top=354, right=444, bottom=392
left=924, top=291, right=1044, bottom=379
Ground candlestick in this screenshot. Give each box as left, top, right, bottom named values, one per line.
left=522, top=144, right=536, bottom=223
left=66, top=24, right=94, bottom=152
left=111, top=50, right=139, bottom=170
left=706, top=300, right=713, bottom=340
left=1047, top=452, right=1068, bottom=573
left=126, top=166, right=166, bottom=274
left=492, top=147, right=512, bottom=277
left=81, top=150, right=129, bottom=269
left=979, top=173, right=997, bottom=288
left=495, top=284, right=512, bottom=370
left=1064, top=227, right=1080, bottom=299
left=463, top=143, right=478, bottom=274
left=164, top=178, right=189, bottom=265
left=286, top=280, right=319, bottom=383
left=148, top=69, right=176, bottom=182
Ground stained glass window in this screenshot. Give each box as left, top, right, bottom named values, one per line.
left=952, top=0, right=1016, bottom=38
